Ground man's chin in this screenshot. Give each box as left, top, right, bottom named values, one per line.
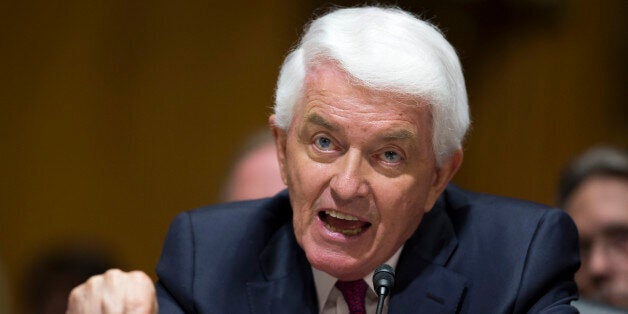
left=307, top=252, right=371, bottom=281
left=590, top=287, right=628, bottom=309
left=607, top=295, right=628, bottom=309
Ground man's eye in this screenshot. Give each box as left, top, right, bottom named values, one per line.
left=608, top=230, right=628, bottom=253
left=314, top=136, right=334, bottom=151
left=579, top=240, right=592, bottom=258
left=381, top=150, right=402, bottom=163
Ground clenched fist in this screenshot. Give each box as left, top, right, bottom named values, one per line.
left=66, top=269, right=158, bottom=314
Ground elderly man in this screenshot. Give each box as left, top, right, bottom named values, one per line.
left=68, top=6, right=580, bottom=313
left=558, top=146, right=628, bottom=310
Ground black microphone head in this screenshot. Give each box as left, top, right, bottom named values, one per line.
left=373, top=264, right=395, bottom=296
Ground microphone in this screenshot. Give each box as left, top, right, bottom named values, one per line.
left=373, top=264, right=395, bottom=314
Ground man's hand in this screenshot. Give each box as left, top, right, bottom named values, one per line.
left=67, top=269, right=158, bottom=314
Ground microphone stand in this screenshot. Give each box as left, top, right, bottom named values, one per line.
left=376, top=289, right=387, bottom=314
left=373, top=264, right=395, bottom=314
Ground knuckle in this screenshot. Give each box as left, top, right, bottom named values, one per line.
left=84, top=274, right=103, bottom=289
left=129, top=270, right=149, bottom=280
left=105, top=268, right=123, bottom=276
left=129, top=271, right=153, bottom=285
left=67, top=285, right=82, bottom=303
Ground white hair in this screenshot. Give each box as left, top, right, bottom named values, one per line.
left=274, top=6, right=470, bottom=164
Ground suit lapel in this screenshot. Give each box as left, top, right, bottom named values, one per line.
left=390, top=190, right=470, bottom=313
left=246, top=223, right=318, bottom=314
left=390, top=261, right=468, bottom=313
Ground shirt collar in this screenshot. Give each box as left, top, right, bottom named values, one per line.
left=312, top=247, right=403, bottom=312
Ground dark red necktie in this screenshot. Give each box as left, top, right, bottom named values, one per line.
left=335, top=279, right=368, bottom=314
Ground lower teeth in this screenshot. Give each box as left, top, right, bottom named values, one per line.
left=324, top=222, right=363, bottom=235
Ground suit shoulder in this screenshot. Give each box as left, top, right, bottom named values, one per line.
left=183, top=190, right=292, bottom=232
left=156, top=190, right=294, bottom=309
left=442, top=185, right=579, bottom=312
left=444, top=185, right=577, bottom=255
left=445, top=184, right=561, bottom=222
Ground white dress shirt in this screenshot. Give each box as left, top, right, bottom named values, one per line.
left=312, top=248, right=403, bottom=314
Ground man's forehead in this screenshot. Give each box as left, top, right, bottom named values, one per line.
left=302, top=111, right=419, bottom=141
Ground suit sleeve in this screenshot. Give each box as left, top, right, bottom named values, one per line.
left=155, top=211, right=196, bottom=313
left=514, top=208, right=581, bottom=313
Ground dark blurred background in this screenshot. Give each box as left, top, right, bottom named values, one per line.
left=0, top=0, right=625, bottom=312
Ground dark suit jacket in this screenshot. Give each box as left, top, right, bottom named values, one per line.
left=155, top=185, right=580, bottom=313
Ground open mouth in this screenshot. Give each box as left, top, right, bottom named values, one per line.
left=318, top=210, right=371, bottom=236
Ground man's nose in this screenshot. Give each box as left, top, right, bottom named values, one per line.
left=588, top=242, right=613, bottom=278
left=329, top=149, right=370, bottom=201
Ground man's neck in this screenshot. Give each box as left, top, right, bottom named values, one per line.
left=311, top=247, right=404, bottom=312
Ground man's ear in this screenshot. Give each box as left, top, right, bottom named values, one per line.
left=269, top=115, right=289, bottom=185
left=424, top=149, right=463, bottom=212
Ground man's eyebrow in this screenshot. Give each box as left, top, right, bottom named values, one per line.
left=304, top=113, right=338, bottom=130
left=602, top=224, right=628, bottom=236
left=380, top=129, right=416, bottom=141
left=304, top=112, right=416, bottom=140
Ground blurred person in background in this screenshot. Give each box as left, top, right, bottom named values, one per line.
left=23, top=245, right=116, bottom=314
left=220, top=130, right=286, bottom=202
left=559, top=146, right=628, bottom=310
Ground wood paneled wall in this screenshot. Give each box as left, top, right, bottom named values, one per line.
left=0, top=0, right=624, bottom=312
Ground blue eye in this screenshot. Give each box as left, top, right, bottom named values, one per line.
left=381, top=151, right=401, bottom=163
left=315, top=136, right=333, bottom=150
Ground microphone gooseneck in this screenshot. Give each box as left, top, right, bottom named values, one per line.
left=373, top=264, right=395, bottom=314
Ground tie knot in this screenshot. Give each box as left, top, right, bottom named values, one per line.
left=335, top=279, right=368, bottom=314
